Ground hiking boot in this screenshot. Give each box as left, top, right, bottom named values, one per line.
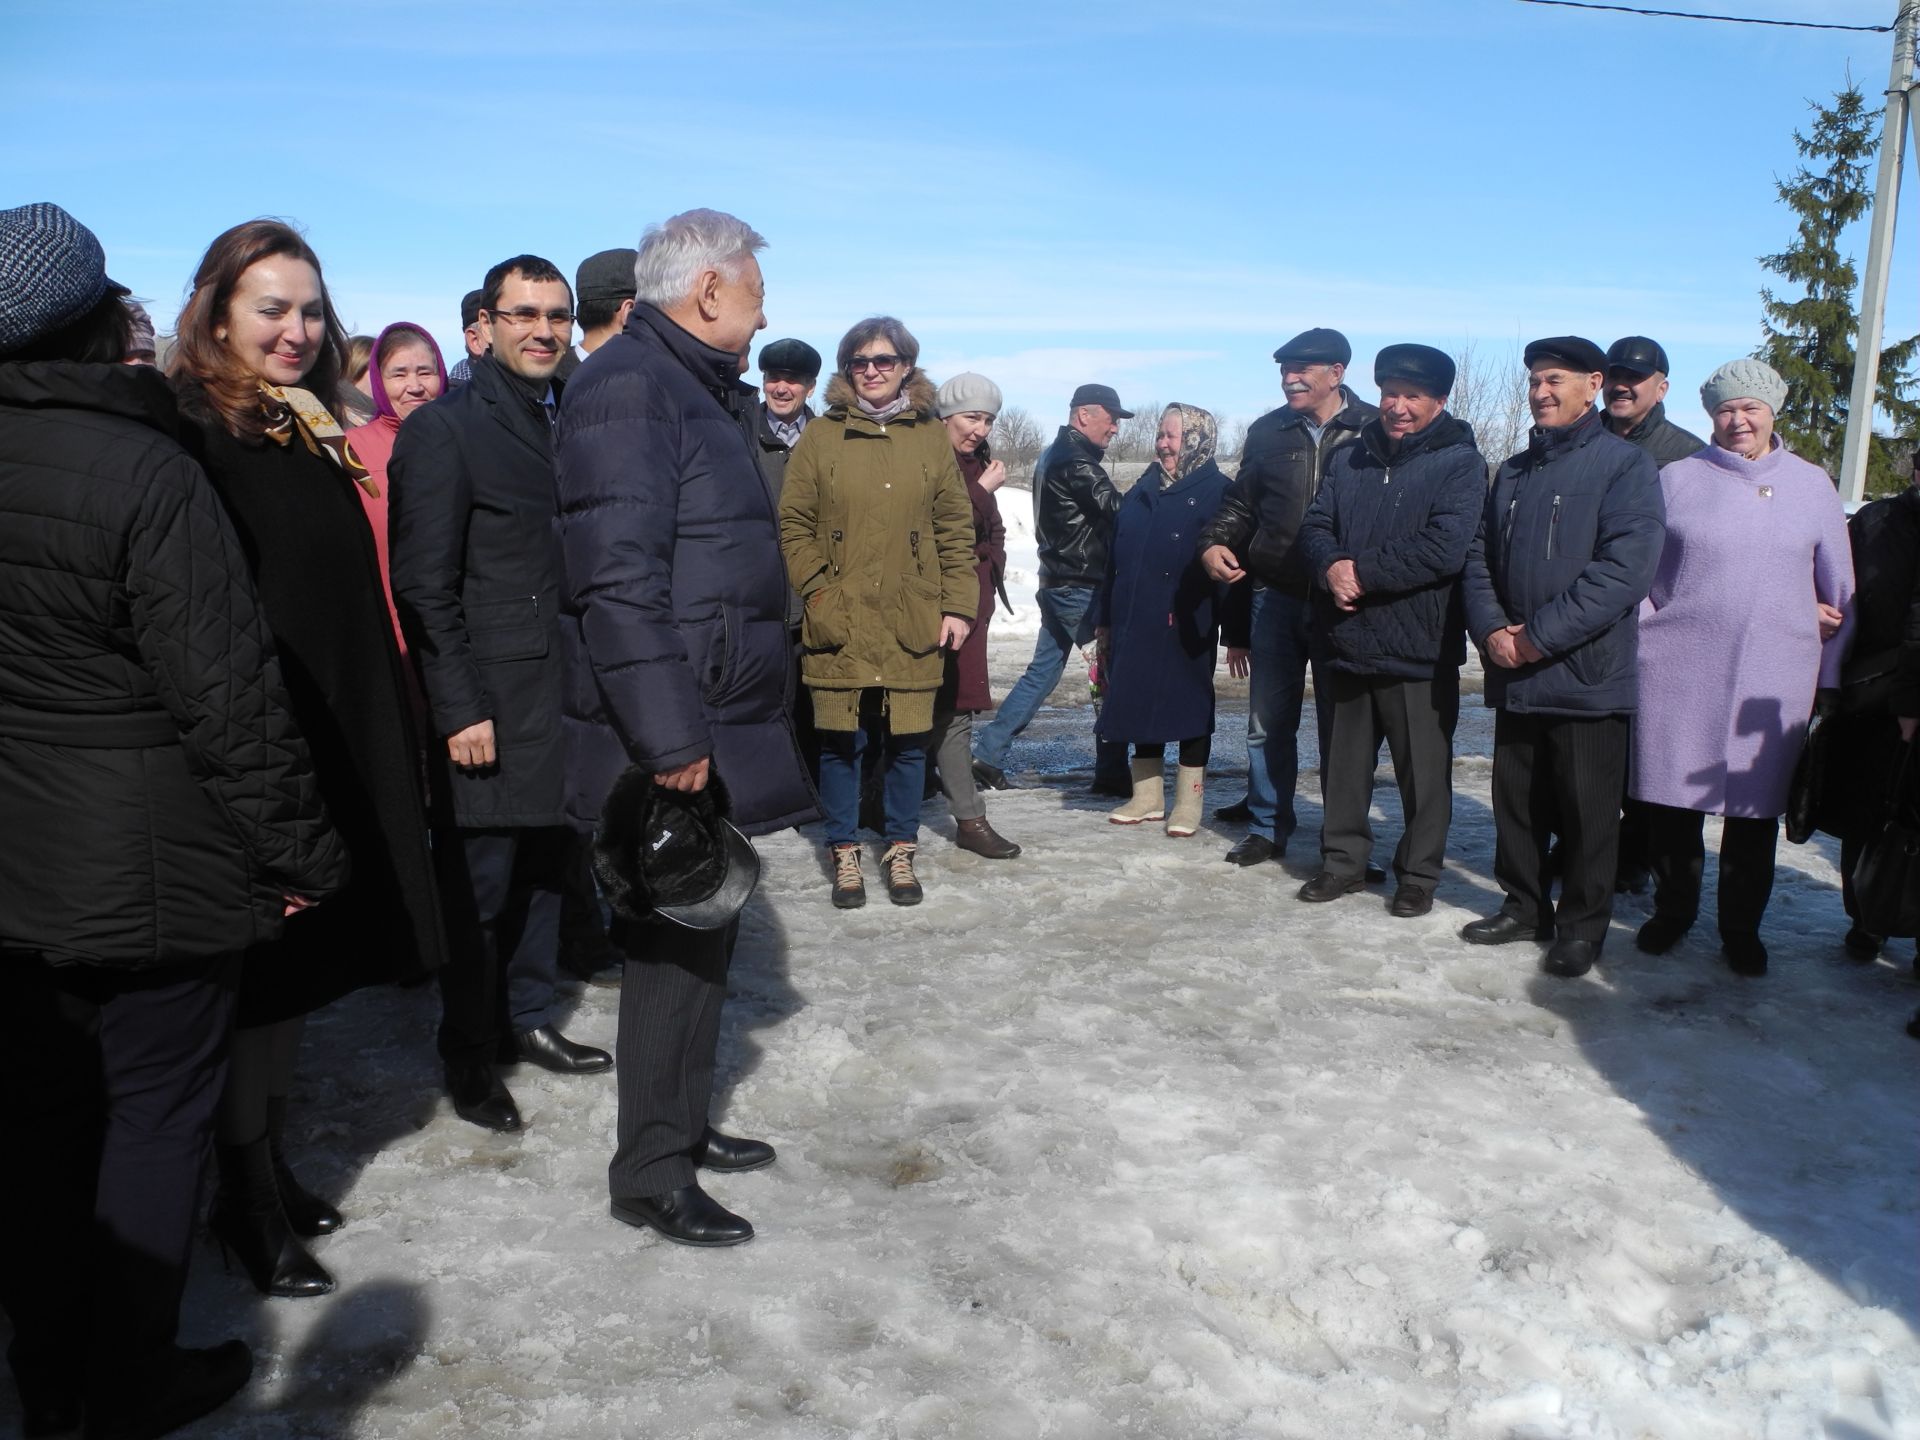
left=881, top=842, right=923, bottom=905
left=830, top=844, right=865, bottom=909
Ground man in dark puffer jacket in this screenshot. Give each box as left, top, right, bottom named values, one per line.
left=0, top=204, right=346, bottom=1438
left=1296, top=344, right=1485, bottom=918
left=557, top=209, right=815, bottom=1250
left=1460, top=336, right=1664, bottom=980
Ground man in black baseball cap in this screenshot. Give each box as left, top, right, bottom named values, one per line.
left=1458, top=335, right=1664, bottom=980
left=972, top=381, right=1135, bottom=793
left=1197, top=325, right=1375, bottom=865
left=1602, top=335, right=1704, bottom=469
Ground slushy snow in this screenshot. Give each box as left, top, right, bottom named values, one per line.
left=34, top=497, right=1915, bottom=1439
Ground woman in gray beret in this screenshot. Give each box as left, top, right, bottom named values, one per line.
left=1629, top=357, right=1855, bottom=976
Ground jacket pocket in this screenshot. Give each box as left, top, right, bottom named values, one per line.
left=467, top=596, right=549, bottom=663
left=893, top=573, right=943, bottom=655
left=700, top=606, right=743, bottom=703
left=802, top=584, right=852, bottom=652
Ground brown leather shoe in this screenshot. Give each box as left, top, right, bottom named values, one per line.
left=954, top=815, right=1021, bottom=859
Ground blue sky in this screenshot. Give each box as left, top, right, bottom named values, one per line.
left=5, top=0, right=1912, bottom=436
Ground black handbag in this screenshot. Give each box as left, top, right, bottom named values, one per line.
left=1851, top=738, right=1920, bottom=938
left=1785, top=713, right=1829, bottom=845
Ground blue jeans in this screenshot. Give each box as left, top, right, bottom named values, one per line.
left=974, top=585, right=1129, bottom=781
left=1245, top=588, right=1330, bottom=843
left=819, top=724, right=927, bottom=846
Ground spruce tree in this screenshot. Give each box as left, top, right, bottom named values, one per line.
left=1757, top=83, right=1920, bottom=496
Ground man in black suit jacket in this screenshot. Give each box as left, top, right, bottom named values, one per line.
left=391, top=254, right=611, bottom=1134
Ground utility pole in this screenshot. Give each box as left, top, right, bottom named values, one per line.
left=1838, top=0, right=1919, bottom=507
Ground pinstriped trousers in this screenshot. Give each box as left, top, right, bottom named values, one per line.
left=1490, top=710, right=1630, bottom=943
left=608, top=917, right=738, bottom=1199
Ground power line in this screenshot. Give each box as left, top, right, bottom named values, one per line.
left=1516, top=0, right=1893, bottom=32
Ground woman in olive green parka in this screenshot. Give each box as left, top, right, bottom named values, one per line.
left=779, top=316, right=976, bottom=908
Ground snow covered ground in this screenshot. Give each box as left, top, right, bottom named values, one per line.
left=16, top=512, right=1916, bottom=1439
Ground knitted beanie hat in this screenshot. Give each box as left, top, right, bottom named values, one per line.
left=1701, top=358, right=1788, bottom=415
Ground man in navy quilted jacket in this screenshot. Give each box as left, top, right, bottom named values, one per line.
left=556, top=210, right=816, bottom=1248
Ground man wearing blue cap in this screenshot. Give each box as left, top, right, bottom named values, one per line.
left=1460, top=337, right=1664, bottom=978
left=1199, top=327, right=1376, bottom=865
left=1296, top=345, right=1485, bottom=917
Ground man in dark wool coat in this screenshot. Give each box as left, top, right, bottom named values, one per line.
left=556, top=209, right=816, bottom=1247
left=391, top=253, right=612, bottom=1137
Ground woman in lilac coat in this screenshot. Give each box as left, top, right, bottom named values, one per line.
left=1630, top=359, right=1854, bottom=975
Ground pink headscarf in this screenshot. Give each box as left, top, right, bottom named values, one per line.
left=367, top=321, right=449, bottom=422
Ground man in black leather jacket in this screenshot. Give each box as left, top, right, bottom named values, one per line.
left=1198, top=328, right=1375, bottom=864
left=972, top=383, right=1133, bottom=789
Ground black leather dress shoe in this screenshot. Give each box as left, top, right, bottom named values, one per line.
left=1297, top=871, right=1363, bottom=903
left=1460, top=913, right=1553, bottom=945
left=971, top=758, right=1011, bottom=791
left=1364, top=862, right=1387, bottom=884
left=1542, top=938, right=1599, bottom=977
left=446, top=1062, right=522, bottom=1132
left=1722, top=933, right=1769, bottom=976
left=610, top=1184, right=754, bottom=1246
left=1635, top=916, right=1692, bottom=954
left=1213, top=797, right=1253, bottom=823
left=1389, top=885, right=1433, bottom=918
left=693, top=1127, right=776, bottom=1173
left=1223, top=834, right=1276, bottom=866
left=513, top=1024, right=613, bottom=1074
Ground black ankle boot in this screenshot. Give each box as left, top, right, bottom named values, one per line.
left=265, top=1097, right=342, bottom=1237
left=209, top=1138, right=335, bottom=1298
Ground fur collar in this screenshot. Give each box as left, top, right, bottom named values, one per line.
left=824, top=370, right=938, bottom=421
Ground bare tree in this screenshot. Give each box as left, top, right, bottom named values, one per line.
left=1448, top=339, right=1530, bottom=477
left=1107, top=399, right=1163, bottom=463
left=1218, top=414, right=1251, bottom=461
left=990, top=405, right=1046, bottom=477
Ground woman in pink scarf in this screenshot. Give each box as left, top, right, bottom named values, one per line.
left=347, top=322, right=447, bottom=653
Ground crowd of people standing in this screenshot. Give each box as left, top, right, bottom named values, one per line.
left=0, top=196, right=1914, bottom=1439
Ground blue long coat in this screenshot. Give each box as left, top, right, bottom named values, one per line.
left=1092, top=459, right=1238, bottom=745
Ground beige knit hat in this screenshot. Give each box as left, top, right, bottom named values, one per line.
left=1701, top=358, right=1788, bottom=415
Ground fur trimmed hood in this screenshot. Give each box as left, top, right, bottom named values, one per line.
left=823, top=370, right=938, bottom=420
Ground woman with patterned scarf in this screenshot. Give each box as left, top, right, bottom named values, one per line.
left=170, top=220, right=446, bottom=1301
left=1093, top=403, right=1244, bottom=837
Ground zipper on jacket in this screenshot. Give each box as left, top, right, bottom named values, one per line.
left=831, top=528, right=843, bottom=577
left=1502, top=497, right=1519, bottom=550
left=1546, top=496, right=1562, bottom=560
left=909, top=530, right=921, bottom=570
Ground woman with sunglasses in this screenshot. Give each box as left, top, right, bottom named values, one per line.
left=779, top=317, right=976, bottom=907
left=170, top=220, right=446, bottom=1299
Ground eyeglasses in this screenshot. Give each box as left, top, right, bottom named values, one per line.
left=848, top=353, right=902, bottom=374
left=486, top=307, right=575, bottom=329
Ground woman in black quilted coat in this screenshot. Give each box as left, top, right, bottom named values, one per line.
left=170, top=220, right=447, bottom=1301
left=0, top=204, right=347, bottom=1439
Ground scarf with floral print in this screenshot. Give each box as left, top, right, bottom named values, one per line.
left=1160, top=402, right=1218, bottom=484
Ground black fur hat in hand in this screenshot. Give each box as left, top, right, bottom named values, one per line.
left=593, top=766, right=760, bottom=930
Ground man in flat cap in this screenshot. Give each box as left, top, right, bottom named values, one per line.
left=972, top=382, right=1135, bottom=792
left=1198, top=327, right=1376, bottom=866
left=447, top=288, right=486, bottom=388
left=1295, top=345, right=1485, bottom=917
left=574, top=248, right=638, bottom=364
left=1599, top=336, right=1703, bottom=896
left=1460, top=336, right=1664, bottom=978
left=752, top=337, right=824, bottom=772
left=1602, top=336, right=1703, bottom=469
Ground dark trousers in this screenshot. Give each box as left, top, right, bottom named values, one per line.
left=1321, top=669, right=1459, bottom=889
left=558, top=838, right=616, bottom=976
left=0, top=953, right=235, bottom=1409
left=435, top=825, right=571, bottom=1065
left=608, top=918, right=738, bottom=1198
left=1646, top=803, right=1779, bottom=939
left=1491, top=711, right=1629, bottom=942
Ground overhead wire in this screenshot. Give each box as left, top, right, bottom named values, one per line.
left=1515, top=0, right=1894, bottom=33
